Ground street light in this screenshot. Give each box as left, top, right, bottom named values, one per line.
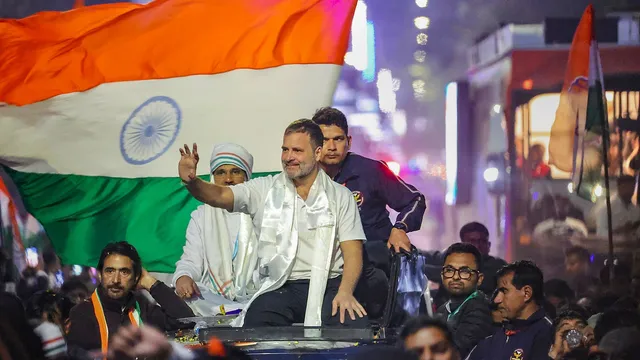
left=414, top=16, right=430, bottom=30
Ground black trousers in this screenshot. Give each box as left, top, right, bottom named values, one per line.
left=364, top=240, right=391, bottom=276
left=243, top=276, right=370, bottom=327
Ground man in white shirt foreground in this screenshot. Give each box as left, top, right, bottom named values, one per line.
left=173, top=143, right=258, bottom=314
left=178, top=119, right=368, bottom=327
left=595, top=175, right=640, bottom=239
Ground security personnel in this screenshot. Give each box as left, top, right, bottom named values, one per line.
left=312, top=107, right=426, bottom=275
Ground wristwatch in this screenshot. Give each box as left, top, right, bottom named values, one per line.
left=393, top=222, right=408, bottom=232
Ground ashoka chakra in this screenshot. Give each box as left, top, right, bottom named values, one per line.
left=120, top=96, right=182, bottom=165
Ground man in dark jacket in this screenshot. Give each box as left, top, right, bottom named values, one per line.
left=425, top=222, right=507, bottom=308
left=436, top=243, right=493, bottom=358
left=312, top=107, right=426, bottom=274
left=466, top=261, right=554, bottom=360
left=66, top=241, right=194, bottom=355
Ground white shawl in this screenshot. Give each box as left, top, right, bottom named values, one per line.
left=202, top=206, right=258, bottom=301
left=233, top=170, right=338, bottom=327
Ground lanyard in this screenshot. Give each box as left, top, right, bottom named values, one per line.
left=91, top=291, right=142, bottom=354
left=447, top=291, right=478, bottom=320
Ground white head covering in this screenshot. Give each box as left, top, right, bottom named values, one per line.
left=209, top=143, right=254, bottom=179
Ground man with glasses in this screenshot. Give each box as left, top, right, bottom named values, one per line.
left=436, top=243, right=492, bottom=358
left=173, top=143, right=259, bottom=312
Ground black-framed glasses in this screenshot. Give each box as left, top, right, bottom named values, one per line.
left=441, top=266, right=479, bottom=280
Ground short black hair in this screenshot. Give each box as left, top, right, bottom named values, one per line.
left=61, top=277, right=89, bottom=295
left=443, top=242, right=483, bottom=272
left=496, top=260, right=545, bottom=305
left=399, top=315, right=454, bottom=344
left=459, top=222, right=489, bottom=240
left=97, top=241, right=142, bottom=282
left=544, top=279, right=575, bottom=301
left=284, top=119, right=324, bottom=151
left=311, top=107, right=349, bottom=136
left=553, top=304, right=588, bottom=330
left=564, top=246, right=590, bottom=262
left=25, top=290, right=74, bottom=323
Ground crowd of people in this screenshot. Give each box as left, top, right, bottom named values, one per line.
left=1, top=107, right=639, bottom=360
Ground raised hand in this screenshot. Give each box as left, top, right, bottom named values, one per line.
left=178, top=143, right=199, bottom=183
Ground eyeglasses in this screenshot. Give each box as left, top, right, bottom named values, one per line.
left=441, top=266, right=479, bottom=280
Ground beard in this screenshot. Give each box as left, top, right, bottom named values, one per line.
left=102, top=283, right=130, bottom=299
left=283, top=160, right=316, bottom=180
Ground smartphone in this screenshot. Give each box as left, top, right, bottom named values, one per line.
left=25, top=247, right=39, bottom=268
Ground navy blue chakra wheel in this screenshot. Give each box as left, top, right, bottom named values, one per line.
left=120, top=96, right=182, bottom=165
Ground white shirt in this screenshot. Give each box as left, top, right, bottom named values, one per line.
left=595, top=193, right=640, bottom=237
left=230, top=174, right=366, bottom=280
left=173, top=205, right=241, bottom=285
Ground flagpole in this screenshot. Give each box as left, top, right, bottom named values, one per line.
left=592, top=12, right=615, bottom=282
left=602, top=126, right=615, bottom=282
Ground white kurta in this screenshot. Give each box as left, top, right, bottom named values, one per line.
left=229, top=171, right=366, bottom=327
left=173, top=205, right=240, bottom=285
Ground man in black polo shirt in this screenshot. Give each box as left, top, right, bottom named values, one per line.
left=312, top=107, right=426, bottom=274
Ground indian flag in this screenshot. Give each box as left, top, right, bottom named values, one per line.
left=0, top=0, right=356, bottom=272
left=549, top=5, right=608, bottom=202
left=0, top=177, right=26, bottom=272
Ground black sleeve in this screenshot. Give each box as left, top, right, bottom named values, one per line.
left=528, top=329, right=554, bottom=360
left=375, top=161, right=427, bottom=232
left=454, top=300, right=494, bottom=358
left=464, top=336, right=490, bottom=360
left=66, top=302, right=101, bottom=353
left=145, top=281, right=195, bottom=331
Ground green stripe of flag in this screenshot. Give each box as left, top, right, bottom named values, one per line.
left=3, top=167, right=276, bottom=272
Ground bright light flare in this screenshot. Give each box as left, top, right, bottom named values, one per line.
left=445, top=82, right=458, bottom=205
left=387, top=161, right=401, bottom=176
left=483, top=167, right=499, bottom=182
left=415, top=0, right=428, bottom=7
left=593, top=184, right=603, bottom=197
left=414, top=16, right=430, bottom=30
left=344, top=1, right=368, bottom=71
left=377, top=69, right=397, bottom=113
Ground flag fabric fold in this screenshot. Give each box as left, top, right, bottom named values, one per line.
left=0, top=0, right=356, bottom=272
left=549, top=4, right=609, bottom=202
left=0, top=177, right=26, bottom=272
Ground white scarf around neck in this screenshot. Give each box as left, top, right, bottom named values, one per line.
left=233, top=169, right=338, bottom=327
